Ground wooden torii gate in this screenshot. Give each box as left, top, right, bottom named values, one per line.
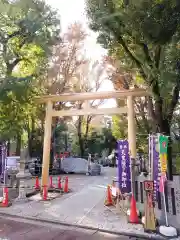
left=37, top=88, right=150, bottom=194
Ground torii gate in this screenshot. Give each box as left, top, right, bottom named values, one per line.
left=36, top=88, right=150, bottom=194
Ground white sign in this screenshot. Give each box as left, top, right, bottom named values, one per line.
left=112, top=187, right=117, bottom=197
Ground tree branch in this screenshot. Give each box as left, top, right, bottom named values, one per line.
left=167, top=79, right=180, bottom=122
left=134, top=98, right=150, bottom=134
left=6, top=58, right=23, bottom=75
left=154, top=45, right=161, bottom=69
left=116, top=35, right=148, bottom=81
left=147, top=96, right=157, bottom=123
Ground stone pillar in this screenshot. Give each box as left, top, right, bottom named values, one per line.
left=15, top=146, right=32, bottom=203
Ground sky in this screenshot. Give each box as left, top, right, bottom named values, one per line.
left=46, top=0, right=116, bottom=108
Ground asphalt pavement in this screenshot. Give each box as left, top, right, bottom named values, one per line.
left=0, top=216, right=141, bottom=240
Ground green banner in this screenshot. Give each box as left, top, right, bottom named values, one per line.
left=158, top=135, right=168, bottom=154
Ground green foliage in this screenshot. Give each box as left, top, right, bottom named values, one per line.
left=84, top=127, right=116, bottom=155
left=0, top=0, right=61, bottom=141
left=111, top=114, right=149, bottom=152
left=112, top=115, right=127, bottom=140
left=86, top=0, right=180, bottom=134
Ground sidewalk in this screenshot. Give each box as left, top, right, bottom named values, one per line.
left=0, top=169, right=165, bottom=239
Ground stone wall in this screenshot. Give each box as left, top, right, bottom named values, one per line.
left=135, top=174, right=180, bottom=230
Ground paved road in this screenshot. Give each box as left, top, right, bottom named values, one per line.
left=0, top=217, right=139, bottom=240
left=0, top=168, right=149, bottom=237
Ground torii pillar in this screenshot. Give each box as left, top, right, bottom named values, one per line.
left=41, top=101, right=53, bottom=188
left=127, top=96, right=136, bottom=196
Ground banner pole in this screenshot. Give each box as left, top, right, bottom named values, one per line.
left=162, top=179, right=169, bottom=227
left=158, top=134, right=169, bottom=227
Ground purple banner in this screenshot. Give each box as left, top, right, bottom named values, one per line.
left=0, top=145, right=2, bottom=176
left=0, top=143, right=7, bottom=182
left=150, top=135, right=161, bottom=201
left=117, top=140, right=131, bottom=194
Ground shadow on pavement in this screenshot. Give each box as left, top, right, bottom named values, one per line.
left=0, top=217, right=137, bottom=240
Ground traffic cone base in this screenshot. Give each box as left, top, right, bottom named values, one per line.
left=0, top=202, right=12, bottom=207
left=104, top=185, right=114, bottom=206
left=128, top=195, right=139, bottom=224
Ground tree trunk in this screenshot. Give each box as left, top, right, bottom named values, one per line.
left=149, top=97, right=173, bottom=180
left=16, top=134, right=21, bottom=156
left=84, top=116, right=92, bottom=152
left=7, top=140, right=10, bottom=156
left=77, top=116, right=85, bottom=157
left=27, top=120, right=31, bottom=158
left=78, top=136, right=84, bottom=157
left=28, top=118, right=35, bottom=158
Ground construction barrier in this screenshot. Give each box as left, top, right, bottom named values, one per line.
left=33, top=175, right=69, bottom=191
left=0, top=175, right=70, bottom=206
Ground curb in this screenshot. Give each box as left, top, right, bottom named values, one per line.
left=0, top=212, right=165, bottom=240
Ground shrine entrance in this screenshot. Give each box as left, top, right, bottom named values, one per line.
left=36, top=89, right=150, bottom=195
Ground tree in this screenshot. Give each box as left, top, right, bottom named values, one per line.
left=47, top=21, right=107, bottom=157
left=46, top=22, right=87, bottom=96
left=73, top=60, right=106, bottom=157
left=104, top=56, right=152, bottom=135
left=86, top=0, right=180, bottom=177
left=0, top=0, right=60, bottom=153
left=104, top=56, right=151, bottom=152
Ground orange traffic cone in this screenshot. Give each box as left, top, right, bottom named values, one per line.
left=128, top=195, right=139, bottom=224
left=49, top=176, right=54, bottom=189
left=34, top=176, right=40, bottom=190
left=57, top=176, right=62, bottom=189
left=0, top=187, right=11, bottom=207
left=42, top=185, right=48, bottom=201
left=63, top=176, right=69, bottom=193
left=104, top=185, right=114, bottom=206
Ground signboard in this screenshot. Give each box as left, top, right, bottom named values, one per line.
left=160, top=154, right=167, bottom=173
left=151, top=135, right=161, bottom=201
left=159, top=173, right=167, bottom=193
left=117, top=140, right=131, bottom=194
left=158, top=135, right=168, bottom=174
left=143, top=179, right=156, bottom=231
left=6, top=157, right=19, bottom=170
left=0, top=143, right=8, bottom=183
left=56, top=152, right=69, bottom=159
left=159, top=135, right=168, bottom=154
left=144, top=180, right=154, bottom=192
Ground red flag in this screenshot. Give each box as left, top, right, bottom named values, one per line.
left=159, top=174, right=167, bottom=193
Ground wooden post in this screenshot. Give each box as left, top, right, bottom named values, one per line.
left=41, top=101, right=53, bottom=188
left=127, top=96, right=136, bottom=196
